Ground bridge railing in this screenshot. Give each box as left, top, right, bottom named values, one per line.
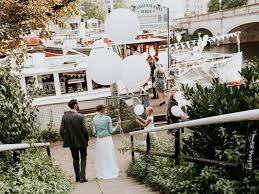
left=129, top=109, right=259, bottom=175
left=172, top=3, right=259, bottom=24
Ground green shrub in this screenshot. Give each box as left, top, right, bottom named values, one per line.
left=0, top=63, right=39, bottom=144
left=29, top=128, right=62, bottom=142
left=0, top=150, right=71, bottom=194
left=126, top=64, right=259, bottom=193
left=127, top=140, right=259, bottom=194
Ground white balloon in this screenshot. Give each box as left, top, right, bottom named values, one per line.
left=87, top=49, right=122, bottom=85
left=171, top=106, right=183, bottom=117
left=142, top=52, right=149, bottom=60
left=105, top=9, right=140, bottom=44
left=134, top=104, right=145, bottom=115
left=121, top=55, right=151, bottom=89
left=149, top=47, right=156, bottom=57
left=203, top=35, right=209, bottom=42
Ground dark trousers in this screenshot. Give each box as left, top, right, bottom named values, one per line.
left=70, top=147, right=87, bottom=179
left=151, top=76, right=158, bottom=98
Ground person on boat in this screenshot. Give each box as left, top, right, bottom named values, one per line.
left=154, top=57, right=167, bottom=106
left=60, top=99, right=89, bottom=183
left=92, top=105, right=119, bottom=179
left=133, top=46, right=141, bottom=56
left=136, top=106, right=156, bottom=136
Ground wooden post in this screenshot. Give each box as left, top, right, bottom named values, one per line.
left=146, top=132, right=151, bottom=154
left=13, top=151, right=18, bottom=162
left=47, top=147, right=51, bottom=158
left=131, top=135, right=135, bottom=162
left=175, top=128, right=180, bottom=165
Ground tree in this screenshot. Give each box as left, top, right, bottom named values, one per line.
left=0, top=0, right=79, bottom=143
left=114, top=0, right=129, bottom=9
left=81, top=0, right=106, bottom=22
left=208, top=0, right=248, bottom=13
left=0, top=0, right=79, bottom=53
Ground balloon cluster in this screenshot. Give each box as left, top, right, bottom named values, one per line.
left=171, top=91, right=191, bottom=118
left=87, top=8, right=150, bottom=90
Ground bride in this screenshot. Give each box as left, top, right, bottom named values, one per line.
left=92, top=105, right=119, bottom=179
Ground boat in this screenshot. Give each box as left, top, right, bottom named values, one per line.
left=169, top=32, right=243, bottom=87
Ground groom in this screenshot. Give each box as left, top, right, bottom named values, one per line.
left=60, top=99, right=89, bottom=183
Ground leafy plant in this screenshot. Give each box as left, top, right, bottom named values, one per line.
left=0, top=0, right=79, bottom=52
left=81, top=0, right=106, bottom=22
left=182, top=63, right=258, bottom=163
left=0, top=61, right=39, bottom=144
left=126, top=64, right=259, bottom=193
left=208, top=0, right=248, bottom=13
left=0, top=150, right=71, bottom=194
left=28, top=128, right=62, bottom=143
left=127, top=139, right=259, bottom=194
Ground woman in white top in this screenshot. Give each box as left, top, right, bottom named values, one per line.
left=136, top=107, right=156, bottom=136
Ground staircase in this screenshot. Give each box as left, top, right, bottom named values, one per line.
left=72, top=176, right=159, bottom=194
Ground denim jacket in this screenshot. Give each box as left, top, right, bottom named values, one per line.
left=92, top=114, right=113, bottom=138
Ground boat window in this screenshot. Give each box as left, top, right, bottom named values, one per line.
left=25, top=74, right=56, bottom=98
left=59, top=71, right=87, bottom=94
left=92, top=81, right=110, bottom=90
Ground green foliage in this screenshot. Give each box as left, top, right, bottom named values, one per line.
left=182, top=64, right=258, bottom=162
left=0, top=0, right=79, bottom=52
left=127, top=140, right=259, bottom=194
left=0, top=150, right=71, bottom=194
left=0, top=58, right=39, bottom=144
left=114, top=0, right=129, bottom=9
left=126, top=64, right=259, bottom=193
left=29, top=128, right=62, bottom=143
left=208, top=0, right=248, bottom=12
left=81, top=0, right=106, bottom=22
left=122, top=119, right=140, bottom=131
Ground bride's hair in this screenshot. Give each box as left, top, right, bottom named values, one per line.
left=96, top=105, right=106, bottom=113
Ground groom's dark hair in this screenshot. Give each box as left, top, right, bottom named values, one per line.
left=68, top=99, right=78, bottom=109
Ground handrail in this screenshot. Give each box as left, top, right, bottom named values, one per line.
left=0, top=143, right=50, bottom=152
left=173, top=3, right=259, bottom=23
left=129, top=109, right=259, bottom=135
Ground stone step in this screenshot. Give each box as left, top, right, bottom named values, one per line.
left=102, top=185, right=153, bottom=194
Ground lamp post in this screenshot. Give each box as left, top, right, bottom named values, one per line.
left=166, top=6, right=170, bottom=69
left=159, top=0, right=171, bottom=69
left=219, top=0, right=222, bottom=11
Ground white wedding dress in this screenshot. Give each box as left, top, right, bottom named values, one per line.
left=96, top=136, right=119, bottom=179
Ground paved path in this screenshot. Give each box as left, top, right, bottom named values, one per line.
left=51, top=134, right=159, bottom=194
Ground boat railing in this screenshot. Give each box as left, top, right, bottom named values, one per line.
left=172, top=52, right=237, bottom=70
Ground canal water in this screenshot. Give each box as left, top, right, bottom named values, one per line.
left=208, top=42, right=259, bottom=63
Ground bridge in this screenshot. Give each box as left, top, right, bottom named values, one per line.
left=172, top=3, right=259, bottom=43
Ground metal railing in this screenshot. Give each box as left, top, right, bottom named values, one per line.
left=129, top=109, right=259, bottom=169
left=0, top=143, right=51, bottom=162
left=172, top=3, right=259, bottom=24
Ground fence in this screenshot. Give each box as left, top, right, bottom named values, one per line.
left=129, top=109, right=259, bottom=176
left=0, top=143, right=51, bottom=162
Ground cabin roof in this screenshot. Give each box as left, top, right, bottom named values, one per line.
left=125, top=38, right=166, bottom=45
